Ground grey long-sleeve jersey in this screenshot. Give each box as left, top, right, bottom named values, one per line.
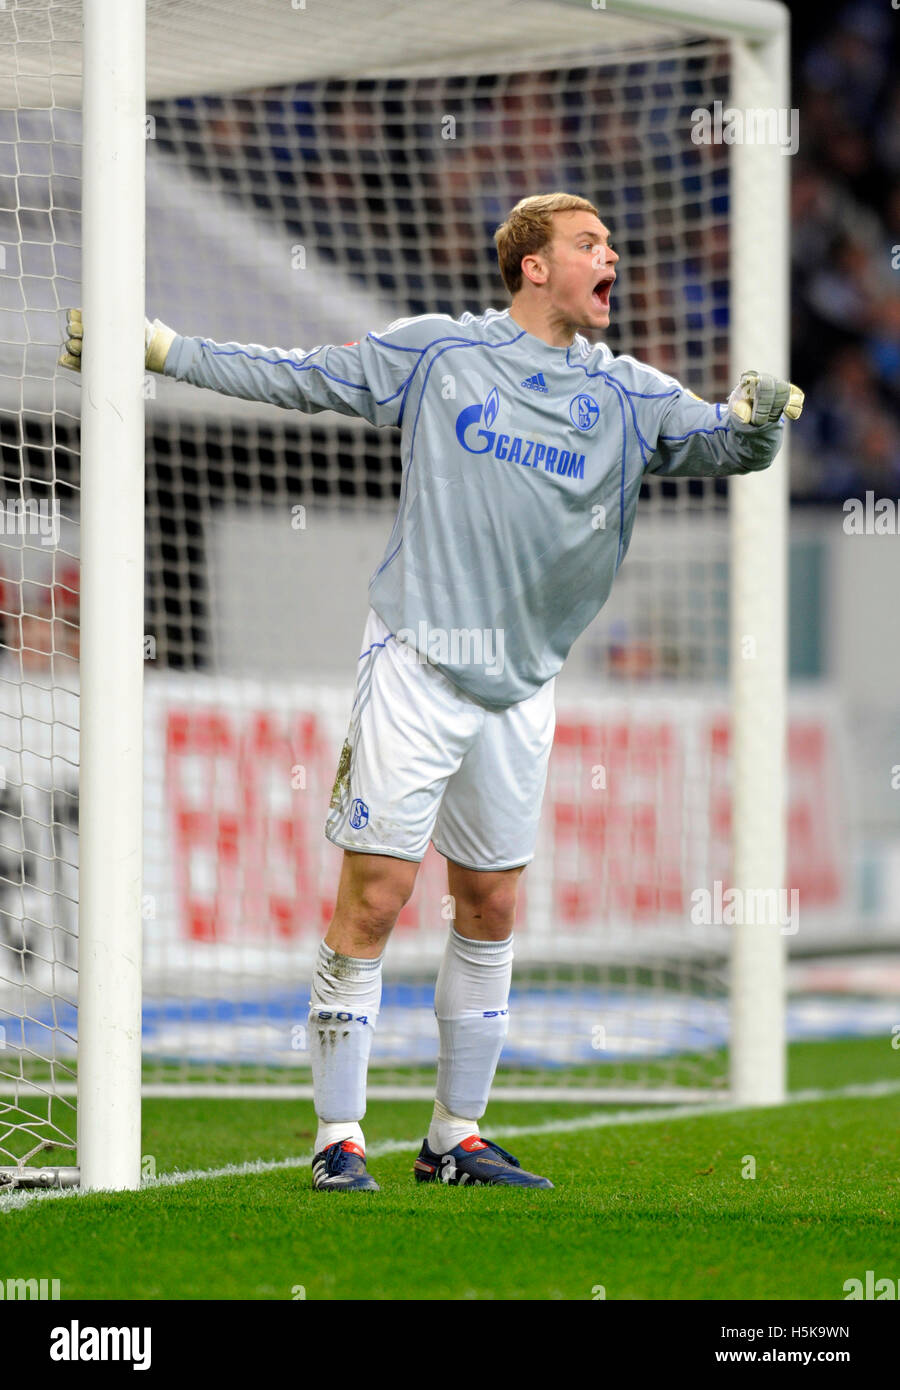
left=163, top=306, right=784, bottom=709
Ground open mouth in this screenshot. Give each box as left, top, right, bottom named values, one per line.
left=592, top=277, right=614, bottom=311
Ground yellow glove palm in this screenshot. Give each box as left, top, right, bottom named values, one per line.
left=58, top=308, right=176, bottom=374
left=729, top=370, right=804, bottom=425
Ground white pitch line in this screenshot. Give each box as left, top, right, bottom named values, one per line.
left=2, top=1077, right=898, bottom=1213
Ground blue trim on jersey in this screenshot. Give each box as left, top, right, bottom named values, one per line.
left=657, top=424, right=731, bottom=442
left=614, top=386, right=681, bottom=399
left=370, top=328, right=529, bottom=586
left=564, top=353, right=664, bottom=466
left=371, top=537, right=402, bottom=582
left=207, top=327, right=505, bottom=429
left=602, top=380, right=629, bottom=570
left=394, top=334, right=472, bottom=428
left=358, top=634, right=395, bottom=660
left=405, top=331, right=528, bottom=477
left=370, top=331, right=429, bottom=427
left=566, top=354, right=736, bottom=473
left=618, top=385, right=654, bottom=465
left=207, top=344, right=378, bottom=397
left=564, top=349, right=632, bottom=566
left=366, top=331, right=446, bottom=354
left=206, top=342, right=413, bottom=410
left=351, top=631, right=396, bottom=716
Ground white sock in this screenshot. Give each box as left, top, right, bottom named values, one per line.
left=428, top=1098, right=482, bottom=1154
left=315, top=1120, right=366, bottom=1153
left=428, top=926, right=513, bottom=1154
left=308, top=940, right=382, bottom=1154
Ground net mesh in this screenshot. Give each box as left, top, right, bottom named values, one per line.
left=0, top=89, right=81, bottom=1169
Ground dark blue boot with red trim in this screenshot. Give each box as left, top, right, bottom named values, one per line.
left=414, top=1135, right=553, bottom=1188
left=312, top=1139, right=379, bottom=1191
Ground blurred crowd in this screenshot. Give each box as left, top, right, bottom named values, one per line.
left=789, top=1, right=900, bottom=501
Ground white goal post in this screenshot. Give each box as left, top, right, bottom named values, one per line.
left=76, top=0, right=146, bottom=1195
left=0, top=0, right=791, bottom=1193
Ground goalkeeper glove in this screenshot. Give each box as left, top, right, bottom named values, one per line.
left=728, top=370, right=804, bottom=426
left=58, top=308, right=177, bottom=374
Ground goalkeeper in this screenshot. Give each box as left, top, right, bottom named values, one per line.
left=61, top=192, right=803, bottom=1192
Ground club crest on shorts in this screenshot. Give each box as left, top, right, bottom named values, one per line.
left=350, top=797, right=369, bottom=829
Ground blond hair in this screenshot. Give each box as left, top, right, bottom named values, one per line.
left=494, top=192, right=600, bottom=295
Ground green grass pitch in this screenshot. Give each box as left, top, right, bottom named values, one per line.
left=1, top=1038, right=897, bottom=1301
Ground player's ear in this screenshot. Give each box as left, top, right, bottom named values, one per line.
left=520, top=251, right=549, bottom=287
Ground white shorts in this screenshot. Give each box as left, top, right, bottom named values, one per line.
left=325, top=608, right=556, bottom=872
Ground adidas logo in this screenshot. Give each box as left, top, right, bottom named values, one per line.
left=521, top=372, right=548, bottom=393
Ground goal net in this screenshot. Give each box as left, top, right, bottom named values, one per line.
left=0, top=0, right=810, bottom=1187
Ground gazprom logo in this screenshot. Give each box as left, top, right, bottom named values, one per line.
left=455, top=393, right=501, bottom=455
left=454, top=391, right=585, bottom=480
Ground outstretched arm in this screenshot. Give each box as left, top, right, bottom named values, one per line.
left=59, top=309, right=427, bottom=429
left=645, top=371, right=804, bottom=478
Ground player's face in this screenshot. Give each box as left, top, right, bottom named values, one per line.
left=542, top=212, right=618, bottom=331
